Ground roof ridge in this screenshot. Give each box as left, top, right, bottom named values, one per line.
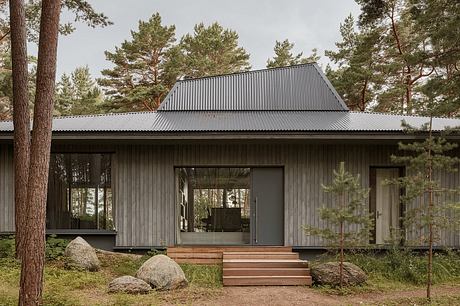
left=177, top=63, right=317, bottom=83
left=311, top=64, right=348, bottom=111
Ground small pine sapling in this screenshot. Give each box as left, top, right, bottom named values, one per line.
left=390, top=118, right=460, bottom=300
left=304, top=161, right=372, bottom=287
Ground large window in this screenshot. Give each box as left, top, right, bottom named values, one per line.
left=177, top=167, right=250, bottom=245
left=47, top=153, right=113, bottom=230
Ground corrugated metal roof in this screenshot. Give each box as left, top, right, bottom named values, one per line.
left=151, top=111, right=460, bottom=132
left=1, top=111, right=459, bottom=133
left=158, top=64, right=349, bottom=111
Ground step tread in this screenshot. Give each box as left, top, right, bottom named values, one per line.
left=223, top=252, right=297, bottom=255
left=224, top=267, right=308, bottom=271
left=224, top=275, right=311, bottom=279
left=223, top=259, right=307, bottom=262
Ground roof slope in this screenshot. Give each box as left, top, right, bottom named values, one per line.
left=1, top=111, right=459, bottom=133
left=158, top=64, right=348, bottom=111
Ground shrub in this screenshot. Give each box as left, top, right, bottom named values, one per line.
left=0, top=236, right=15, bottom=258
left=45, top=235, right=69, bottom=261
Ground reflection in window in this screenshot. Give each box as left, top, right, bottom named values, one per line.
left=177, top=168, right=250, bottom=245
left=47, top=154, right=113, bottom=230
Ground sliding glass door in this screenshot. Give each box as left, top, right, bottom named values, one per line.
left=176, top=167, right=284, bottom=245
left=176, top=167, right=251, bottom=245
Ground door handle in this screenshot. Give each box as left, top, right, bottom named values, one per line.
left=254, top=196, right=258, bottom=244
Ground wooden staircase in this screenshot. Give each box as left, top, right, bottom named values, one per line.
left=167, top=246, right=312, bottom=286
left=223, top=251, right=311, bottom=286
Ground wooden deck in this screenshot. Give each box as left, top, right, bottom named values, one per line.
left=167, top=246, right=312, bottom=286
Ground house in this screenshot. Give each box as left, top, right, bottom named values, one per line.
left=1, top=64, right=460, bottom=254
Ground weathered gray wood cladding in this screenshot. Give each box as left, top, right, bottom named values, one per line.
left=1, top=142, right=459, bottom=247
left=0, top=144, right=14, bottom=232
left=114, top=143, right=460, bottom=248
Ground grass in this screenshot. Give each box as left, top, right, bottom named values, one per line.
left=380, top=295, right=460, bottom=306
left=1, top=246, right=460, bottom=305
left=310, top=248, right=460, bottom=296
left=0, top=255, right=223, bottom=306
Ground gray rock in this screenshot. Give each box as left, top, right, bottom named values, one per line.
left=64, top=236, right=101, bottom=271
left=108, top=276, right=151, bottom=294
left=136, top=254, right=188, bottom=290
left=311, top=261, right=367, bottom=287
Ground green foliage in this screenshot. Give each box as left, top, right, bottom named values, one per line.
left=6, top=0, right=112, bottom=42
left=0, top=236, right=15, bottom=258
left=181, top=22, right=251, bottom=78
left=328, top=0, right=460, bottom=116
left=0, top=0, right=110, bottom=120
left=99, top=13, right=181, bottom=112
left=390, top=120, right=460, bottom=245
left=344, top=249, right=460, bottom=286
left=325, top=14, right=383, bottom=111
left=266, top=39, right=319, bottom=68
left=305, top=162, right=372, bottom=249
left=55, top=66, right=103, bottom=116
left=45, top=235, right=69, bottom=261
left=146, top=248, right=167, bottom=257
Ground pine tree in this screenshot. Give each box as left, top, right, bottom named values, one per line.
left=99, top=13, right=181, bottom=112
left=325, top=15, right=383, bottom=111
left=55, top=73, right=73, bottom=115
left=181, top=22, right=251, bottom=78
left=0, top=0, right=110, bottom=121
left=390, top=118, right=460, bottom=300
left=55, top=66, right=102, bottom=116
left=408, top=0, right=460, bottom=117
left=267, top=39, right=319, bottom=68
left=304, top=162, right=372, bottom=287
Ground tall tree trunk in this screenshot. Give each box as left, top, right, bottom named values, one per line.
left=9, top=0, right=30, bottom=260
left=427, top=116, right=434, bottom=300
left=18, top=0, right=61, bottom=304
left=339, top=192, right=345, bottom=287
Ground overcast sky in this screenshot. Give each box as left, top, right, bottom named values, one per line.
left=49, top=0, right=361, bottom=78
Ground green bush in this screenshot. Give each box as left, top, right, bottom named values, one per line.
left=0, top=236, right=15, bottom=258
left=45, top=235, right=69, bottom=261
left=343, top=248, right=460, bottom=285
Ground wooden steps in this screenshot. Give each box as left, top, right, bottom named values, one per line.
left=223, top=275, right=312, bottom=286
left=222, top=251, right=312, bottom=286
left=167, top=246, right=292, bottom=265
left=167, top=246, right=312, bottom=286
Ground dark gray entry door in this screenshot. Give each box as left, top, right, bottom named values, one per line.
left=251, top=168, right=284, bottom=245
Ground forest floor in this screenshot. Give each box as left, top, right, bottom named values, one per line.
left=1, top=252, right=460, bottom=306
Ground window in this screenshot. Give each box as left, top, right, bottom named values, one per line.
left=47, top=153, right=113, bottom=230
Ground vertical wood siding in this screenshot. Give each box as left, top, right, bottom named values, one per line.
left=114, top=143, right=460, bottom=248
left=1, top=142, right=459, bottom=248
left=0, top=144, right=14, bottom=232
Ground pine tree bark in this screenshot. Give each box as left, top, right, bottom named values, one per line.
left=427, top=116, right=434, bottom=300
left=9, top=0, right=30, bottom=260
left=18, top=0, right=61, bottom=304
left=339, top=193, right=344, bottom=288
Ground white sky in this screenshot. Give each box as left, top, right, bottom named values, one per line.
left=43, top=0, right=361, bottom=78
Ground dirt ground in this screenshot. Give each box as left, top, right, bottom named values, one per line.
left=194, top=284, right=460, bottom=306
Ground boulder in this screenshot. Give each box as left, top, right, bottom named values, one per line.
left=311, top=261, right=367, bottom=287
left=64, top=236, right=101, bottom=271
left=108, top=276, right=151, bottom=294
left=136, top=254, right=188, bottom=290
